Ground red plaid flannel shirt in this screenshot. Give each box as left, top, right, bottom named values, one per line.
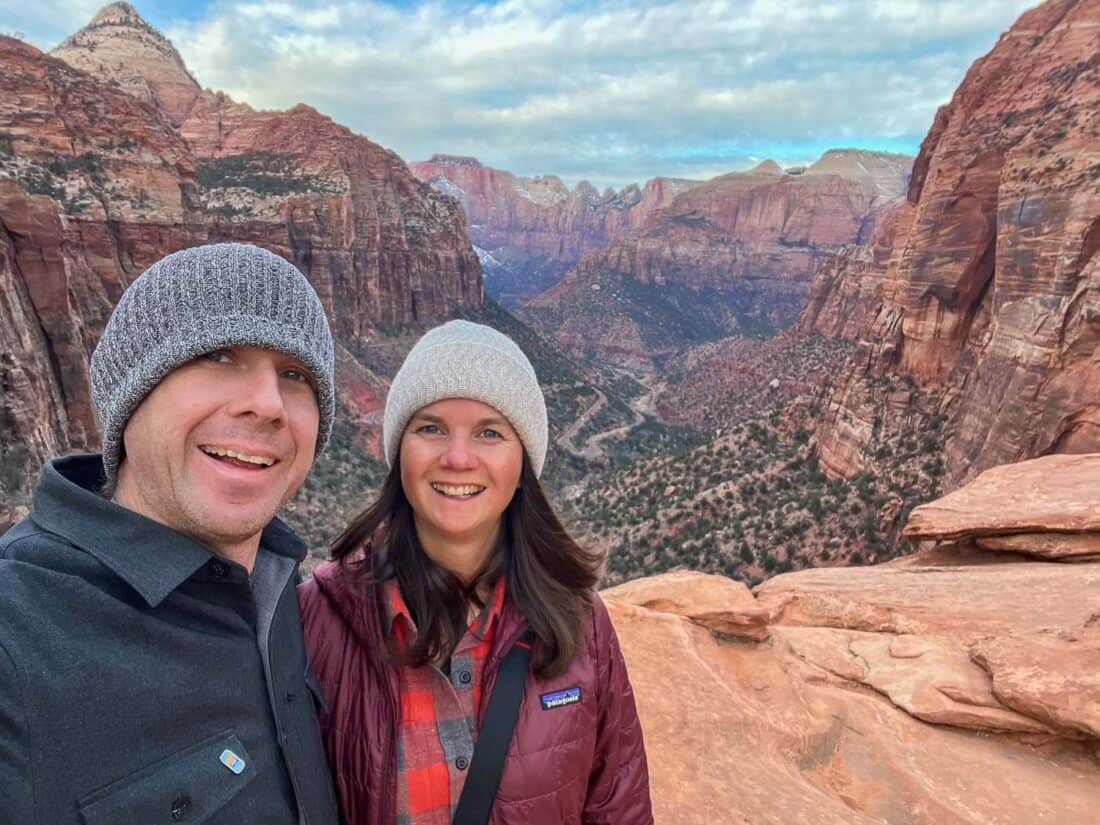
left=385, top=576, right=507, bottom=825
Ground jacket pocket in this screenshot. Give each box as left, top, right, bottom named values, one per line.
left=77, top=729, right=256, bottom=825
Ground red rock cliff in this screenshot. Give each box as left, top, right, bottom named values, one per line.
left=813, top=0, right=1100, bottom=485
left=410, top=154, right=700, bottom=304
left=519, top=151, right=911, bottom=364
left=0, top=6, right=482, bottom=512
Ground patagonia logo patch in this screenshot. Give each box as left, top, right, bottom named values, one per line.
left=540, top=687, right=582, bottom=710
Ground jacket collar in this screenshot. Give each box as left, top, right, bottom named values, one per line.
left=31, top=454, right=307, bottom=608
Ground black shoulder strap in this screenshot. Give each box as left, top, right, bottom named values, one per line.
left=452, top=630, right=536, bottom=825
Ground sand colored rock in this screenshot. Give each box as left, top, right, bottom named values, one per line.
left=606, top=550, right=1100, bottom=824
left=812, top=0, right=1100, bottom=484
left=972, top=631, right=1100, bottom=739
left=601, top=463, right=1100, bottom=823
left=51, top=2, right=201, bottom=125
left=603, top=570, right=770, bottom=641
left=976, top=531, right=1100, bottom=559
left=904, top=454, right=1100, bottom=541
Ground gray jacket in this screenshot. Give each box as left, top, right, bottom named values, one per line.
left=0, top=454, right=339, bottom=825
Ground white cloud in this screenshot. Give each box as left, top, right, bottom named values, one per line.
left=4, top=0, right=1039, bottom=187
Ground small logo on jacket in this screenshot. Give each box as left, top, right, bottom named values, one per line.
left=540, top=687, right=582, bottom=710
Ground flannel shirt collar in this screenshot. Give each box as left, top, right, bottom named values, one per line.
left=384, top=575, right=507, bottom=651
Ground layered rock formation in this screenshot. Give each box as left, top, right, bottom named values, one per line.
left=604, top=453, right=1100, bottom=823
left=812, top=0, right=1100, bottom=485
left=410, top=154, right=699, bottom=305
left=521, top=150, right=911, bottom=365
left=0, top=5, right=482, bottom=522
left=795, top=199, right=908, bottom=339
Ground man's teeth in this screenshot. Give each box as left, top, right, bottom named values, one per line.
left=431, top=483, right=484, bottom=498
left=200, top=446, right=275, bottom=467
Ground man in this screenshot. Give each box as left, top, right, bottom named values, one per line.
left=0, top=244, right=340, bottom=824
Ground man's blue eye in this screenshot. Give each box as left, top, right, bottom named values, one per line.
left=480, top=429, right=502, bottom=439
left=202, top=350, right=231, bottom=363
left=417, top=424, right=442, bottom=434
left=282, top=368, right=309, bottom=383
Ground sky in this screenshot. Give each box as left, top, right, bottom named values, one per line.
left=1, top=0, right=1039, bottom=188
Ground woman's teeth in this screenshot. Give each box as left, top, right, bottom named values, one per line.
left=431, top=482, right=484, bottom=498
left=200, top=446, right=275, bottom=467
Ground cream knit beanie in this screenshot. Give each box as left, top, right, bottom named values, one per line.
left=383, top=320, right=549, bottom=477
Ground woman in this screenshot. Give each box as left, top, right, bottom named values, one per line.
left=299, top=320, right=652, bottom=825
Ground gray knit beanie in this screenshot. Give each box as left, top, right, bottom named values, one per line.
left=90, top=243, right=335, bottom=486
left=383, top=320, right=548, bottom=477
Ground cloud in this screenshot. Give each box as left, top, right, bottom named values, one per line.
left=5, top=0, right=1038, bottom=187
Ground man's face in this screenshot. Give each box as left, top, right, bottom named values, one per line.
left=113, top=346, right=320, bottom=554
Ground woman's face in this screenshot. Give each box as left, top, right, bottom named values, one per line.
left=399, top=398, right=524, bottom=569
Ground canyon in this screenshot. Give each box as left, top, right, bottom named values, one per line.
left=410, top=154, right=699, bottom=305
left=1, top=2, right=1098, bottom=821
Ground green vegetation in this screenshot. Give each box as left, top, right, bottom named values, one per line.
left=197, top=152, right=339, bottom=197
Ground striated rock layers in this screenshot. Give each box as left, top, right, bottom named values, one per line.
left=521, top=151, right=911, bottom=366
left=0, top=5, right=481, bottom=520
left=811, top=0, right=1100, bottom=486
left=410, top=154, right=699, bottom=305
left=603, top=454, right=1100, bottom=824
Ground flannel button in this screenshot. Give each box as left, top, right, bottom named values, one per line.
left=458, top=670, right=472, bottom=685
left=455, top=756, right=469, bottom=770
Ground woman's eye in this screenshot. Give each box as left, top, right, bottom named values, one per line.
left=479, top=428, right=502, bottom=439
left=416, top=424, right=442, bottom=435
left=201, top=350, right=231, bottom=364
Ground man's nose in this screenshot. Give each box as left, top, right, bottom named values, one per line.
left=226, top=364, right=286, bottom=424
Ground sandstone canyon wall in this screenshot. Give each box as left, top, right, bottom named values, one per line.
left=410, top=154, right=700, bottom=305
left=0, top=3, right=482, bottom=519
left=520, top=151, right=912, bottom=365
left=810, top=0, right=1100, bottom=487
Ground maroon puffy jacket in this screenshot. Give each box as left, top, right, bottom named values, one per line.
left=298, top=559, right=653, bottom=825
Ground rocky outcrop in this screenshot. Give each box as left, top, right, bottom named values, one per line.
left=410, top=154, right=699, bottom=305
left=603, top=454, right=1100, bottom=824
left=521, top=150, right=911, bottom=365
left=903, top=453, right=1100, bottom=558
left=813, top=0, right=1100, bottom=484
left=0, top=7, right=482, bottom=522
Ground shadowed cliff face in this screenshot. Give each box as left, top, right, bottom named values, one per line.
left=810, top=0, right=1100, bottom=486
left=0, top=7, right=481, bottom=517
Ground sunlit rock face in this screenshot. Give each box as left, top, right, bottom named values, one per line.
left=410, top=154, right=700, bottom=305
left=812, top=0, right=1100, bottom=484
left=603, top=454, right=1100, bottom=824
left=519, top=150, right=911, bottom=366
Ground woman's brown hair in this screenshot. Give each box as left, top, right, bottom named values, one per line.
left=330, top=456, right=602, bottom=678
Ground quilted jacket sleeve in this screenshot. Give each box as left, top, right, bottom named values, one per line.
left=583, top=594, right=654, bottom=824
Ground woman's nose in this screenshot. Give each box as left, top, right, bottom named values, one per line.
left=439, top=437, right=477, bottom=470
